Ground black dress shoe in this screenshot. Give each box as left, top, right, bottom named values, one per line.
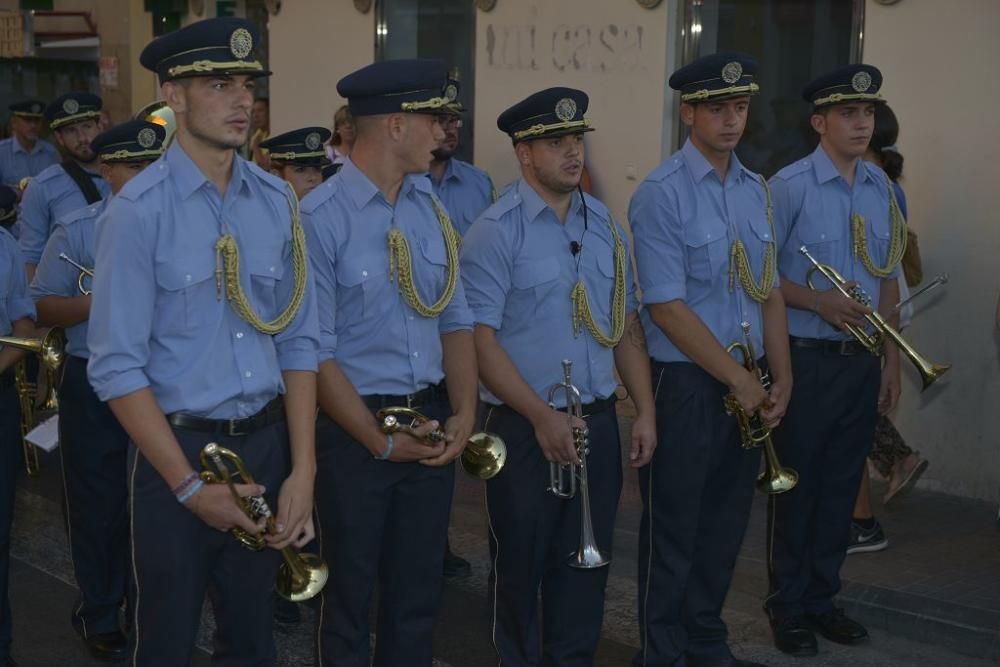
left=806, top=609, right=868, bottom=645
left=443, top=548, right=471, bottom=578
left=82, top=630, right=127, bottom=662
left=771, top=615, right=818, bottom=657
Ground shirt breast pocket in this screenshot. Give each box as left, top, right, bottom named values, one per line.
left=245, top=250, right=286, bottom=320
left=154, top=261, right=217, bottom=333
left=336, top=250, right=386, bottom=321
left=799, top=218, right=843, bottom=265
left=684, top=218, right=728, bottom=283
left=510, top=259, right=560, bottom=320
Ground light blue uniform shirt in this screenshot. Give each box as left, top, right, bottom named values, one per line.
left=461, top=179, right=637, bottom=407
left=630, top=139, right=777, bottom=363
left=428, top=158, right=495, bottom=236
left=18, top=161, right=110, bottom=264
left=772, top=144, right=900, bottom=341
left=86, top=142, right=320, bottom=419
left=0, top=136, right=59, bottom=189
left=0, top=228, right=35, bottom=335
left=30, top=198, right=103, bottom=359
left=301, top=157, right=474, bottom=396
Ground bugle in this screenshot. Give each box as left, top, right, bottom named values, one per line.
left=199, top=443, right=328, bottom=602
left=799, top=246, right=950, bottom=390
left=545, top=359, right=609, bottom=569
left=724, top=322, right=798, bottom=495
left=58, top=253, right=94, bottom=296
left=375, top=406, right=507, bottom=480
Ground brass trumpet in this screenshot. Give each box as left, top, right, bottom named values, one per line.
left=199, top=443, right=328, bottom=602
left=546, top=359, right=609, bottom=569
left=1, top=328, right=66, bottom=476
left=376, top=406, right=507, bottom=480
left=799, top=246, right=950, bottom=390
left=58, top=253, right=94, bottom=296
left=725, top=322, right=798, bottom=495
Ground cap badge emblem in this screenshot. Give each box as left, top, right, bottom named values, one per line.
left=721, top=61, right=743, bottom=84
left=230, top=28, right=253, bottom=59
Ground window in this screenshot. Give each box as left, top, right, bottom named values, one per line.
left=375, top=0, right=476, bottom=161
left=681, top=0, right=863, bottom=176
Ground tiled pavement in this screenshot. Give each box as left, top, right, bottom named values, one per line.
left=7, top=414, right=999, bottom=666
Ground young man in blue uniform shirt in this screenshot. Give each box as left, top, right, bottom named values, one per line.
left=301, top=58, right=478, bottom=667
left=427, top=82, right=496, bottom=237
left=31, top=119, right=166, bottom=662
left=86, top=17, right=320, bottom=665
left=765, top=64, right=904, bottom=657
left=0, top=230, right=35, bottom=667
left=629, top=53, right=790, bottom=667
left=460, top=86, right=656, bottom=666
left=0, top=100, right=58, bottom=192
left=261, top=126, right=330, bottom=201
left=18, top=93, right=110, bottom=279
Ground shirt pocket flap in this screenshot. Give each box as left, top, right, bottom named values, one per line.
left=336, top=251, right=382, bottom=288
left=684, top=218, right=727, bottom=248
left=512, top=259, right=559, bottom=289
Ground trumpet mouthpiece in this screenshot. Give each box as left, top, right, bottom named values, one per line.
left=204, top=442, right=220, bottom=456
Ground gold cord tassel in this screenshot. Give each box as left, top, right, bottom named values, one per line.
left=728, top=175, right=777, bottom=304
left=387, top=197, right=460, bottom=318
left=570, top=214, right=627, bottom=348
left=214, top=189, right=308, bottom=335
left=851, top=174, right=907, bottom=278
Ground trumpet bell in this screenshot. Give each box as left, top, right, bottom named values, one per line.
left=757, top=466, right=798, bottom=495
left=569, top=541, right=610, bottom=569
left=275, top=552, right=329, bottom=602
left=460, top=432, right=507, bottom=480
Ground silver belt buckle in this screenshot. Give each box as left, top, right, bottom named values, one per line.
left=226, top=418, right=248, bottom=437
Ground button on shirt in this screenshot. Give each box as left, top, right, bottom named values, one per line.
left=30, top=199, right=103, bottom=359
left=86, top=142, right=320, bottom=419
left=0, top=136, right=59, bottom=189
left=301, top=157, right=474, bottom=396
left=461, top=179, right=637, bottom=406
left=0, top=228, right=35, bottom=334
left=630, top=139, right=777, bottom=363
left=428, top=158, right=495, bottom=237
left=18, top=162, right=110, bottom=265
left=772, top=144, right=899, bottom=341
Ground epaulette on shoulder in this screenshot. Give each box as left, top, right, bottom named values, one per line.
left=645, top=154, right=684, bottom=183
left=299, top=175, right=340, bottom=214
left=773, top=158, right=812, bottom=181
left=116, top=159, right=169, bottom=201
left=581, top=192, right=611, bottom=222
left=480, top=188, right=520, bottom=222
left=32, top=163, right=64, bottom=184
left=56, top=202, right=102, bottom=228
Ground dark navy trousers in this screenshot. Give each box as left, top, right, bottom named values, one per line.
left=765, top=346, right=880, bottom=620
left=127, top=421, right=289, bottom=666
left=485, top=402, right=622, bottom=667
left=634, top=361, right=761, bottom=667
left=0, top=376, right=20, bottom=663
left=314, top=398, right=455, bottom=667
left=58, top=355, right=129, bottom=637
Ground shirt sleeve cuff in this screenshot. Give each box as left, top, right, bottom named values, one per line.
left=276, top=341, right=320, bottom=373
left=640, top=284, right=686, bottom=305
left=7, top=297, right=35, bottom=322
left=91, top=369, right=151, bottom=403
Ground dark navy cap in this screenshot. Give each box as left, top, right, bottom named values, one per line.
left=669, top=52, right=759, bottom=103
left=802, top=64, right=884, bottom=108
left=260, top=127, right=331, bottom=166
left=9, top=99, right=45, bottom=118
left=91, top=120, right=166, bottom=163
left=140, top=17, right=270, bottom=85
left=337, top=59, right=456, bottom=117
left=497, top=87, right=593, bottom=143
left=46, top=92, right=102, bottom=131
left=0, top=185, right=16, bottom=225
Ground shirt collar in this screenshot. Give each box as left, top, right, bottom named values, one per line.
left=517, top=179, right=584, bottom=223
left=166, top=141, right=251, bottom=200
left=339, top=157, right=429, bottom=211
left=811, top=143, right=872, bottom=186
left=681, top=138, right=747, bottom=186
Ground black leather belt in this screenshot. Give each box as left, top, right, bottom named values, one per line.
left=360, top=382, right=448, bottom=411
left=167, top=397, right=285, bottom=437
left=789, top=336, right=871, bottom=356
